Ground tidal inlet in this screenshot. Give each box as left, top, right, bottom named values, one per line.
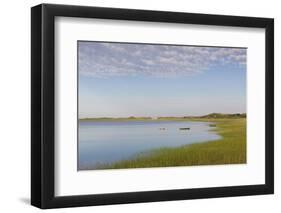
left=78, top=41, right=247, bottom=170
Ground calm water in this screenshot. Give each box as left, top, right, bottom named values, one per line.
left=78, top=120, right=220, bottom=170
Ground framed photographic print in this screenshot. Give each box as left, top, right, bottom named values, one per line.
left=31, top=3, right=274, bottom=209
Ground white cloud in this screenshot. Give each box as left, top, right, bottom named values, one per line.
left=78, top=42, right=246, bottom=78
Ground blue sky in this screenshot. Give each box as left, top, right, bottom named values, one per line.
left=78, top=41, right=246, bottom=118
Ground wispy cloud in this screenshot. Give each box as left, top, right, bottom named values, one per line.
left=78, top=42, right=246, bottom=78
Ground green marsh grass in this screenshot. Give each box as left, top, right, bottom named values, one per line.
left=98, top=118, right=246, bottom=169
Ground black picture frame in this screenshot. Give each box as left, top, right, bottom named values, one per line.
left=31, top=3, right=274, bottom=209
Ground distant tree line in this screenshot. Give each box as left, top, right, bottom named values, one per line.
left=199, top=113, right=246, bottom=119
left=80, top=113, right=246, bottom=120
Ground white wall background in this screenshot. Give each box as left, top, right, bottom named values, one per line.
left=0, top=0, right=279, bottom=212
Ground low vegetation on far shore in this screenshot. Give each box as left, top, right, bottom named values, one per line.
left=79, top=113, right=246, bottom=121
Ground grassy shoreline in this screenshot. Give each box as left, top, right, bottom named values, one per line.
left=83, top=118, right=246, bottom=170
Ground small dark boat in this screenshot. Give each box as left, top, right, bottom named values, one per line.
left=209, top=124, right=216, bottom=127
left=179, top=127, right=190, bottom=130
left=159, top=128, right=166, bottom=130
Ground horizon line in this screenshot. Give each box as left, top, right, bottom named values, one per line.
left=79, top=112, right=247, bottom=120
